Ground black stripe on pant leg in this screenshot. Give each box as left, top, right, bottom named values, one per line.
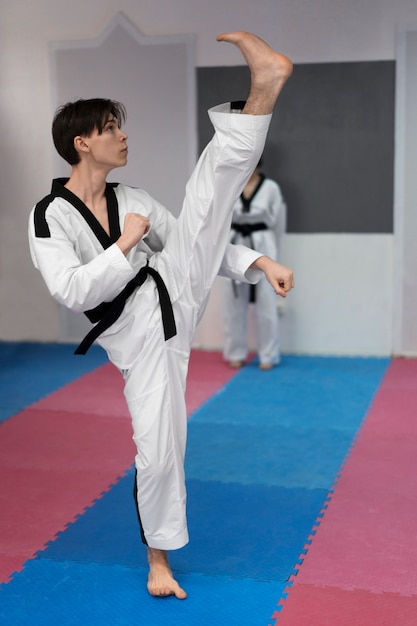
left=133, top=468, right=148, bottom=546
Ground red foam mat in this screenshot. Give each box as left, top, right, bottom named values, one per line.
left=273, top=358, right=417, bottom=623
left=186, top=350, right=237, bottom=415
left=31, top=351, right=235, bottom=418
left=273, top=584, right=417, bottom=626
left=0, top=350, right=236, bottom=583
left=31, top=363, right=128, bottom=417
left=0, top=409, right=134, bottom=582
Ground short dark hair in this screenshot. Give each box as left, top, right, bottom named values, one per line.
left=52, top=98, right=127, bottom=165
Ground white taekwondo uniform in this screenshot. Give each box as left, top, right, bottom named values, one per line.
left=222, top=176, right=286, bottom=366
left=28, top=103, right=271, bottom=551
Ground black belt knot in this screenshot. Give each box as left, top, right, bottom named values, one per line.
left=74, top=263, right=176, bottom=355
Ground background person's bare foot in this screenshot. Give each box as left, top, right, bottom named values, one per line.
left=147, top=548, right=187, bottom=599
left=259, top=362, right=274, bottom=371
left=229, top=360, right=244, bottom=369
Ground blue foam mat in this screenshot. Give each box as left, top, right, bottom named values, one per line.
left=0, top=342, right=107, bottom=424
left=38, top=469, right=326, bottom=581
left=186, top=422, right=353, bottom=488
left=0, top=559, right=286, bottom=626
left=193, top=356, right=390, bottom=430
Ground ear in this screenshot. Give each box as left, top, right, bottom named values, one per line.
left=73, top=135, right=90, bottom=154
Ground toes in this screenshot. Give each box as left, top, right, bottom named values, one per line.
left=175, top=587, right=187, bottom=600
left=147, top=583, right=187, bottom=599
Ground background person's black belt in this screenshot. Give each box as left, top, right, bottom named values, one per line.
left=230, top=222, right=268, bottom=303
left=231, top=222, right=268, bottom=237
left=74, top=263, right=176, bottom=355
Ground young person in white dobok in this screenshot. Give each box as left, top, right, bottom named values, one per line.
left=29, top=31, right=294, bottom=599
left=222, top=156, right=287, bottom=370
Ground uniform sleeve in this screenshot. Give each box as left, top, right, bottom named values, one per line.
left=28, top=208, right=136, bottom=312
left=218, top=243, right=263, bottom=284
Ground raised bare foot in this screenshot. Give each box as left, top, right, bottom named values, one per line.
left=216, top=31, right=293, bottom=114
left=147, top=548, right=187, bottom=600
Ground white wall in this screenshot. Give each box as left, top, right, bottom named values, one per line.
left=1, top=0, right=417, bottom=354
left=194, top=234, right=393, bottom=356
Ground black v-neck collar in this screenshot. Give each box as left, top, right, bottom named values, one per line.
left=51, top=178, right=121, bottom=249
left=241, top=174, right=265, bottom=213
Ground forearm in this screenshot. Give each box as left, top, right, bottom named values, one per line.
left=249, top=254, right=270, bottom=272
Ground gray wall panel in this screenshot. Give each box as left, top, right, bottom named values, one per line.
left=198, top=62, right=395, bottom=233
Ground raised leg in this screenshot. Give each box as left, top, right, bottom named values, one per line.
left=137, top=31, right=293, bottom=601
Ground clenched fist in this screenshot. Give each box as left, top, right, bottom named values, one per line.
left=117, top=213, right=151, bottom=255
left=250, top=255, right=294, bottom=298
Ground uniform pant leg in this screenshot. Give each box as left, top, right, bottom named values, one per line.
left=255, top=275, right=280, bottom=365
left=124, top=321, right=190, bottom=551
left=155, top=103, right=272, bottom=311
left=222, top=278, right=250, bottom=362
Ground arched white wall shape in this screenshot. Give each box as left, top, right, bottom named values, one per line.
left=49, top=13, right=197, bottom=341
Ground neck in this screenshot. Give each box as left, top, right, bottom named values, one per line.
left=65, top=164, right=107, bottom=204
left=250, top=170, right=261, bottom=184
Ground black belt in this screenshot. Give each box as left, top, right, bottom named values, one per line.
left=231, top=222, right=268, bottom=303
left=231, top=222, right=268, bottom=237
left=74, top=263, right=176, bottom=355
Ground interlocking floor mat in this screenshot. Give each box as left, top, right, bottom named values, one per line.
left=0, top=345, right=391, bottom=625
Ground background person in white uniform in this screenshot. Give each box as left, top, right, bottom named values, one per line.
left=28, top=31, right=294, bottom=599
left=222, top=157, right=287, bottom=370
